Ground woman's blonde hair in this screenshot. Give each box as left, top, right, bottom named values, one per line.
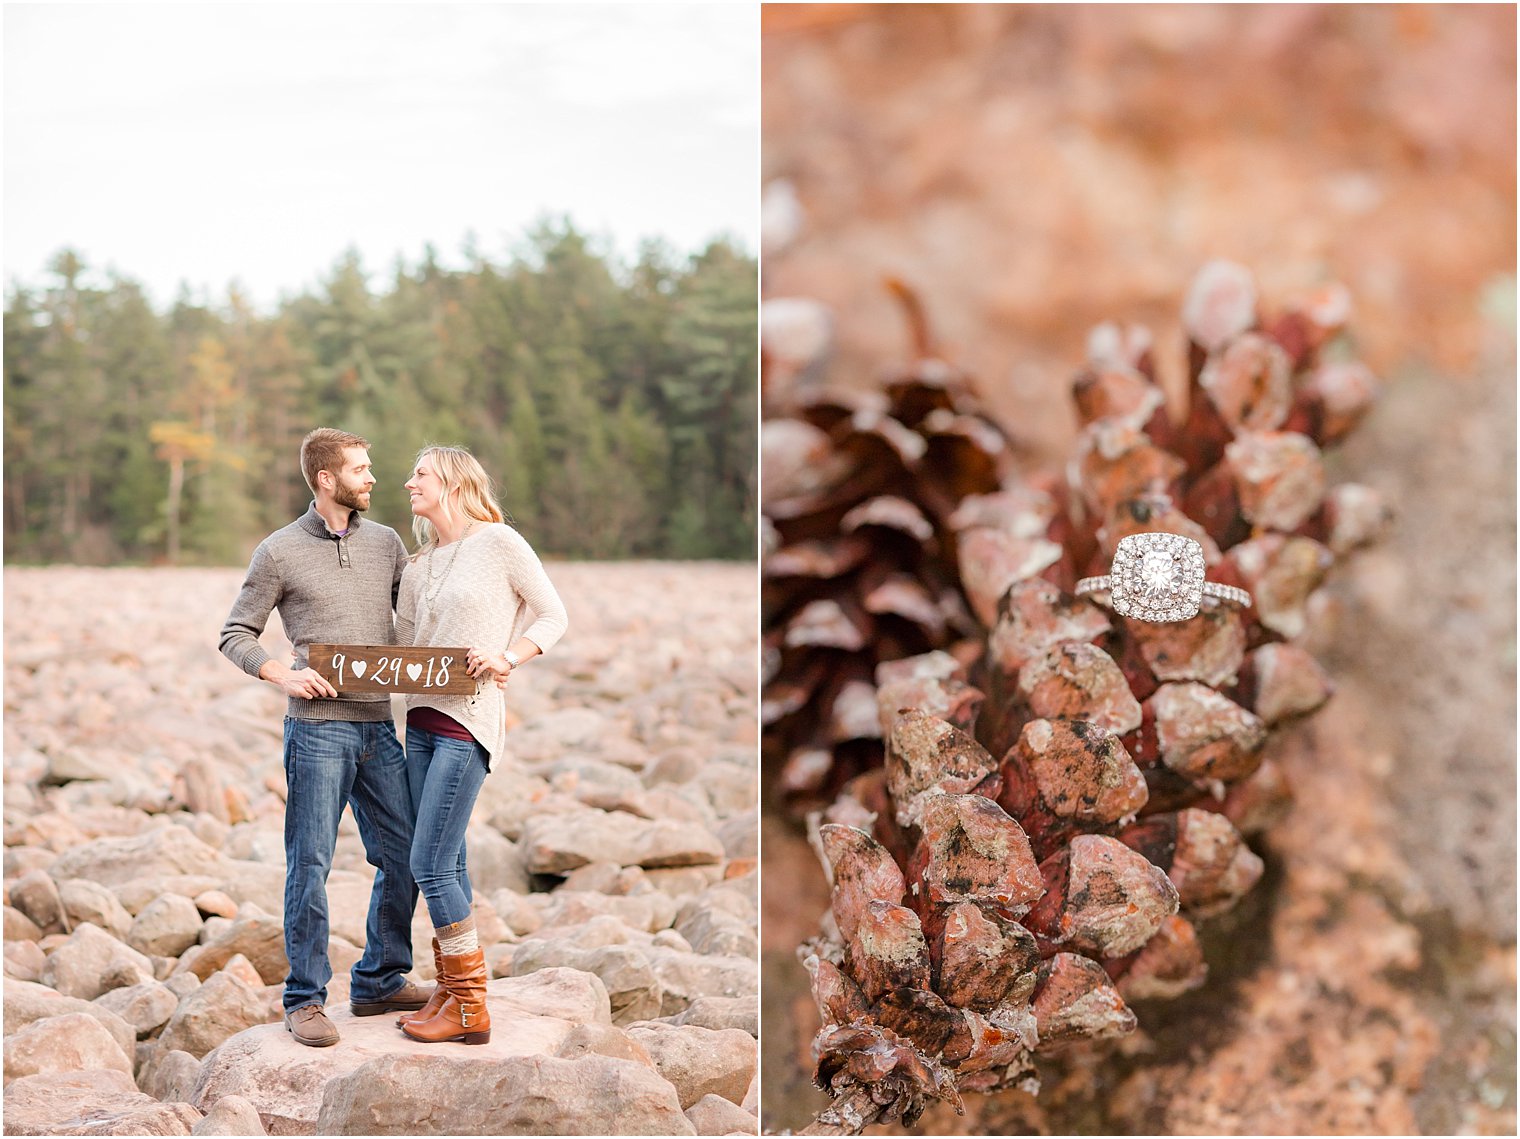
left=410, top=445, right=510, bottom=553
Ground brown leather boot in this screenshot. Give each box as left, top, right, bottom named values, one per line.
left=401, top=947, right=490, bottom=1045
left=396, top=939, right=445, bottom=1027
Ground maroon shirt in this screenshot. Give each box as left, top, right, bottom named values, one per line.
left=407, top=706, right=477, bottom=744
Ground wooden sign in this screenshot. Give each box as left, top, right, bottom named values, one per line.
left=308, top=644, right=478, bottom=696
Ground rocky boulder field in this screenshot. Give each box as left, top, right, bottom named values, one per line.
left=3, top=563, right=759, bottom=1136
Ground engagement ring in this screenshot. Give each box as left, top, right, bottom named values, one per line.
left=1075, top=532, right=1252, bottom=623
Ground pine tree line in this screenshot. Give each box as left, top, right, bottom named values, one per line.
left=3, top=222, right=757, bottom=564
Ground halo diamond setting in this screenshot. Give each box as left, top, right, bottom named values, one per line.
left=1074, top=532, right=1252, bottom=623
left=1111, top=532, right=1207, bottom=621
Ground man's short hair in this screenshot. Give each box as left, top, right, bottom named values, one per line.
left=300, top=428, right=369, bottom=494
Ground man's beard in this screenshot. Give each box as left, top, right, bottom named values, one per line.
left=332, top=478, right=371, bottom=512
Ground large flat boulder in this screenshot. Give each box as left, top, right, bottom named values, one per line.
left=4, top=903, right=44, bottom=942
left=210, top=860, right=286, bottom=918
left=4, top=980, right=137, bottom=1058
left=664, top=996, right=758, bottom=1037
left=191, top=971, right=605, bottom=1135
left=173, top=903, right=286, bottom=984
left=4, top=1069, right=202, bottom=1136
left=4, top=1012, right=133, bottom=1086
left=315, top=1052, right=694, bottom=1136
left=5, top=938, right=46, bottom=982
left=519, top=810, right=725, bottom=873
left=506, top=707, right=609, bottom=762
left=138, top=1048, right=203, bottom=1104
left=532, top=889, right=680, bottom=933
left=93, top=981, right=178, bottom=1039
left=41, top=922, right=156, bottom=1000
left=646, top=949, right=758, bottom=1017
left=157, top=970, right=274, bottom=1059
left=508, top=941, right=663, bottom=1025
left=57, top=879, right=135, bottom=941
left=112, top=876, right=224, bottom=918
left=48, top=826, right=225, bottom=889
left=10, top=869, right=67, bottom=935
left=462, top=822, right=530, bottom=894
left=486, top=964, right=613, bottom=1025
left=625, top=1023, right=756, bottom=1110
left=128, top=894, right=204, bottom=958
left=686, top=1092, right=759, bottom=1136
left=190, top=1093, right=266, bottom=1135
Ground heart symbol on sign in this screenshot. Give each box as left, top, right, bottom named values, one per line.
left=406, top=663, right=422, bottom=682
left=351, top=660, right=368, bottom=678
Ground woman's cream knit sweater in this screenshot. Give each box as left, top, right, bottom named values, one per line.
left=395, top=522, right=568, bottom=769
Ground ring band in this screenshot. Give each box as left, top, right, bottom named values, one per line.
left=1075, top=574, right=1253, bottom=608
left=1075, top=532, right=1252, bottom=623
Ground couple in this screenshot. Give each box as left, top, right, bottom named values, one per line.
left=217, top=428, right=568, bottom=1048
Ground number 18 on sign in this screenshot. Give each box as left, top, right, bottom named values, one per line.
left=308, top=645, right=477, bottom=695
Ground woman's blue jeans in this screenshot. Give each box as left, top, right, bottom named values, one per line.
left=281, top=718, right=417, bottom=1012
left=405, top=726, right=487, bottom=929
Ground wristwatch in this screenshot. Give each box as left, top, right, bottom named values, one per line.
left=503, top=650, right=521, bottom=670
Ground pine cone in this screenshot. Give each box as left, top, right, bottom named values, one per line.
left=762, top=281, right=1029, bottom=811
left=778, top=262, right=1390, bottom=1131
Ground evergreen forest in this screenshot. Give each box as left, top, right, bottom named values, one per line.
left=3, top=222, right=757, bottom=564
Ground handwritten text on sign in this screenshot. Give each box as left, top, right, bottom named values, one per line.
left=308, top=644, right=477, bottom=695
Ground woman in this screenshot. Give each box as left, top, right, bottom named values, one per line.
left=393, top=444, right=568, bottom=1045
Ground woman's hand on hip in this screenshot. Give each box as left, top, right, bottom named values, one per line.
left=465, top=647, right=513, bottom=687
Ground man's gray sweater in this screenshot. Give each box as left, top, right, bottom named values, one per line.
left=219, top=503, right=410, bottom=722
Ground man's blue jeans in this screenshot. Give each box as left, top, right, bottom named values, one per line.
left=282, top=717, right=417, bottom=1011
left=405, top=726, right=487, bottom=929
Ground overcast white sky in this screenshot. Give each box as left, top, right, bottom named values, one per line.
left=4, top=3, right=759, bottom=310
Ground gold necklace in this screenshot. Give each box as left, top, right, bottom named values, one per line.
left=423, top=519, right=475, bottom=606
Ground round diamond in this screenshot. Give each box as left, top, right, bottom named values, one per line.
left=1139, top=549, right=1176, bottom=595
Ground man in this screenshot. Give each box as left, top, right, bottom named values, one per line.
left=219, top=428, right=427, bottom=1047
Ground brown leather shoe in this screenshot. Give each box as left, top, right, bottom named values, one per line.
left=350, top=977, right=430, bottom=1017
left=400, top=948, right=491, bottom=1045
left=285, top=1003, right=339, bottom=1047
left=396, top=939, right=446, bottom=1026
